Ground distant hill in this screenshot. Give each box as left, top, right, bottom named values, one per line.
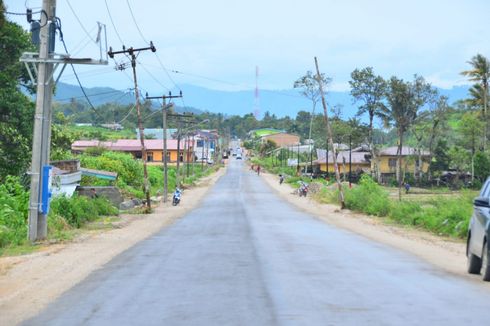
left=52, top=82, right=471, bottom=119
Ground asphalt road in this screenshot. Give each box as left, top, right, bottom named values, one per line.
left=23, top=159, right=490, bottom=326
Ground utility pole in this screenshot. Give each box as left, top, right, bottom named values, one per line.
left=146, top=92, right=182, bottom=203
left=24, top=0, right=108, bottom=241
left=109, top=43, right=156, bottom=211
left=349, top=134, right=352, bottom=188
left=314, top=57, right=345, bottom=209
left=26, top=0, right=56, bottom=242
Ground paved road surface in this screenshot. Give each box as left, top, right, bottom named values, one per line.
left=23, top=159, right=490, bottom=325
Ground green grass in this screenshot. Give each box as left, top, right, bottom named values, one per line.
left=68, top=125, right=136, bottom=140
left=312, top=174, right=474, bottom=238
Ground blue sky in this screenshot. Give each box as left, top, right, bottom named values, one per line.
left=5, top=0, right=490, bottom=93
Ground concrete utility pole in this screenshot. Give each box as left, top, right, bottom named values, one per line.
left=26, top=0, right=56, bottom=242
left=109, top=43, right=156, bottom=211
left=146, top=92, right=182, bottom=202
left=314, top=57, right=345, bottom=209
left=24, top=0, right=108, bottom=241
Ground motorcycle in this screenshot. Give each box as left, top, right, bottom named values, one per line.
left=172, top=188, right=182, bottom=206
left=298, top=181, right=309, bottom=197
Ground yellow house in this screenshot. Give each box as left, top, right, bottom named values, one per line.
left=71, top=139, right=193, bottom=163
left=376, top=146, right=430, bottom=181
left=314, top=148, right=371, bottom=174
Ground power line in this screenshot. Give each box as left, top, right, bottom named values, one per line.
left=125, top=0, right=149, bottom=44
left=55, top=17, right=104, bottom=120
left=66, top=0, right=96, bottom=42
left=104, top=0, right=125, bottom=46
left=137, top=60, right=171, bottom=92
left=124, top=0, right=185, bottom=107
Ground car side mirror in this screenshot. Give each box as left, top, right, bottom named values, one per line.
left=474, top=197, right=490, bottom=207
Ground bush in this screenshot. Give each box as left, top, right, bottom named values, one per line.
left=0, top=176, right=29, bottom=247
left=344, top=175, right=391, bottom=216
left=49, top=195, right=118, bottom=228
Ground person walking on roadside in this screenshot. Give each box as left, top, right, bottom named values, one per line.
left=257, top=165, right=261, bottom=175
left=279, top=174, right=284, bottom=185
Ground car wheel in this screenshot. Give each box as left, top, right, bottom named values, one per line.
left=467, top=236, right=482, bottom=274
left=482, top=242, right=490, bottom=281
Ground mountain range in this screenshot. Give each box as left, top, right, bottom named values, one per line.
left=53, top=82, right=471, bottom=120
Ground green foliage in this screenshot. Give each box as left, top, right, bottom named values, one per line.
left=344, top=175, right=391, bottom=216
left=474, top=151, right=490, bottom=181
left=431, top=139, right=450, bottom=172
left=49, top=195, right=118, bottom=228
left=0, top=176, right=29, bottom=247
left=0, top=16, right=36, bottom=181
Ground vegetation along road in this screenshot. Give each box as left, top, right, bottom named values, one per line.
left=19, top=159, right=490, bottom=325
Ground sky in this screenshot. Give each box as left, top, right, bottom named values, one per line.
left=4, top=0, right=490, bottom=95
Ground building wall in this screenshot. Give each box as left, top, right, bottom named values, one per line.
left=319, top=162, right=370, bottom=173
left=146, top=150, right=191, bottom=162
left=376, top=156, right=429, bottom=174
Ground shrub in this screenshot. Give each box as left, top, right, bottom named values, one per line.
left=49, top=195, right=118, bottom=228
left=344, top=175, right=391, bottom=216
left=0, top=176, right=29, bottom=247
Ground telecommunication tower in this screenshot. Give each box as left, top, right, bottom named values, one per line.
left=253, top=66, right=260, bottom=119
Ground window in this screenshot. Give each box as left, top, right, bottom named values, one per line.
left=147, top=152, right=153, bottom=162
left=197, top=140, right=204, bottom=147
left=388, top=158, right=397, bottom=167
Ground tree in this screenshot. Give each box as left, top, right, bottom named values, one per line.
left=0, top=9, right=36, bottom=180
left=294, top=71, right=331, bottom=177
left=458, top=111, right=485, bottom=181
left=461, top=54, right=490, bottom=149
left=431, top=139, right=450, bottom=173
left=349, top=67, right=387, bottom=181
left=383, top=75, right=432, bottom=200
left=474, top=151, right=490, bottom=182
left=258, top=139, right=277, bottom=157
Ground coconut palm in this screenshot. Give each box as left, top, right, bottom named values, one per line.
left=461, top=54, right=490, bottom=148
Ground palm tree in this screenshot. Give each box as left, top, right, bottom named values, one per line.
left=461, top=54, right=490, bottom=149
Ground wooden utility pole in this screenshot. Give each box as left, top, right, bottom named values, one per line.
left=109, top=43, right=156, bottom=211
left=146, top=92, right=182, bottom=203
left=314, top=57, right=345, bottom=209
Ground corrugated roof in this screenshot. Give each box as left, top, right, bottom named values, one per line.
left=378, top=146, right=430, bottom=156
left=314, top=150, right=371, bottom=165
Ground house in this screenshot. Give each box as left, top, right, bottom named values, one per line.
left=71, top=139, right=193, bottom=163
left=193, top=130, right=219, bottom=161
left=376, top=146, right=430, bottom=182
left=314, top=147, right=371, bottom=174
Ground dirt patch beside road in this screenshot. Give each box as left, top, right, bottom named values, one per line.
left=0, top=168, right=225, bottom=326
left=259, top=170, right=490, bottom=287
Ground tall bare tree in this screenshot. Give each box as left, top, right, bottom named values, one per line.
left=314, top=57, right=345, bottom=208
left=349, top=67, right=386, bottom=182
left=294, top=71, right=331, bottom=176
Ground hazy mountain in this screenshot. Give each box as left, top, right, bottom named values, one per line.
left=52, top=82, right=471, bottom=119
